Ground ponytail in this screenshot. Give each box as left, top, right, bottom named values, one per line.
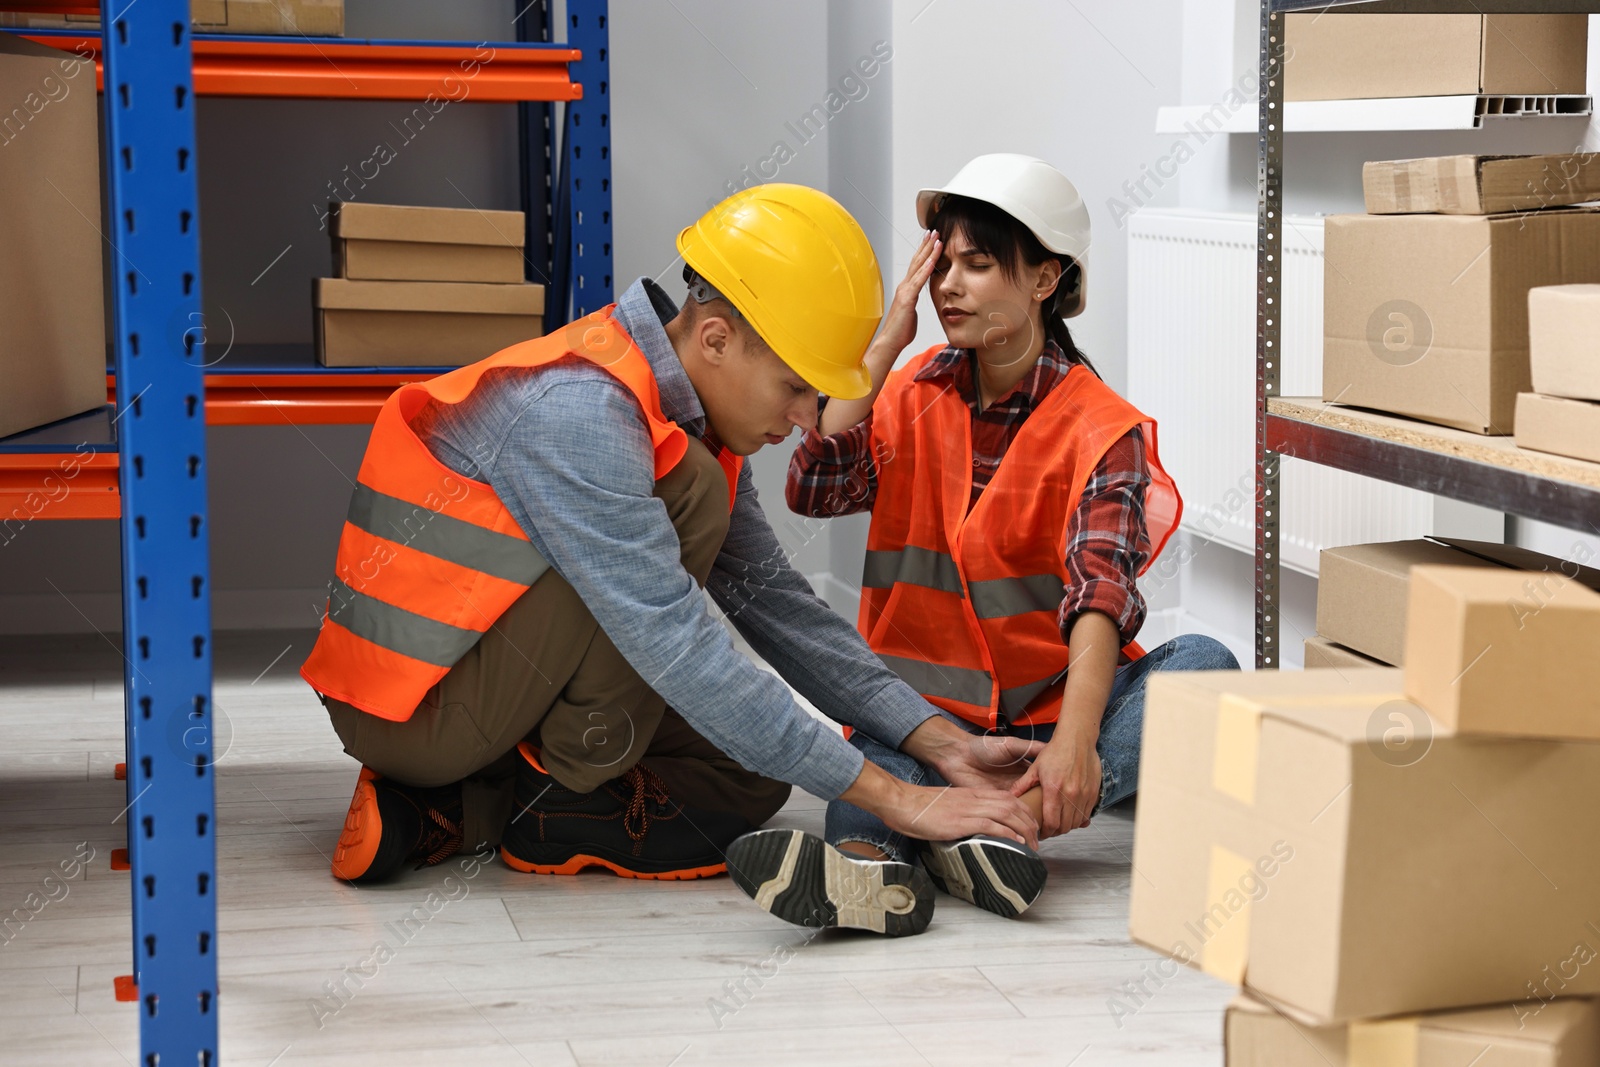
left=1042, top=258, right=1100, bottom=379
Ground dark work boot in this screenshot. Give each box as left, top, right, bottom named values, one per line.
left=331, top=767, right=465, bottom=884
left=499, top=743, right=749, bottom=879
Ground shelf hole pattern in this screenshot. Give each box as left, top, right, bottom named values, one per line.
left=1254, top=8, right=1285, bottom=673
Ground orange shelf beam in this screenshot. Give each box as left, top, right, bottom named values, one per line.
left=94, top=373, right=430, bottom=427
left=0, top=452, right=121, bottom=522
left=3, top=368, right=439, bottom=522
left=31, top=34, right=582, bottom=102
left=201, top=373, right=426, bottom=425
left=1, top=372, right=418, bottom=522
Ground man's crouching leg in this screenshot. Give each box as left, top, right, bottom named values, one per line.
left=500, top=439, right=790, bottom=879
left=323, top=438, right=779, bottom=883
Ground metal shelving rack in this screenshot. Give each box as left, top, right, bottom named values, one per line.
left=0, top=3, right=612, bottom=517
left=1253, top=0, right=1600, bottom=669
left=0, top=2, right=610, bottom=1059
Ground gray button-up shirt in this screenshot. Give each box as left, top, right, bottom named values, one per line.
left=412, top=277, right=937, bottom=800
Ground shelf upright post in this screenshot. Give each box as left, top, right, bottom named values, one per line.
left=515, top=0, right=556, bottom=290
left=565, top=0, right=612, bottom=321
left=1254, top=0, right=1286, bottom=669
left=100, top=1, right=220, bottom=1060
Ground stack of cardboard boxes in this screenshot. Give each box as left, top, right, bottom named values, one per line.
left=1322, top=152, right=1600, bottom=436
left=315, top=202, right=545, bottom=368
left=1516, top=285, right=1600, bottom=465
left=1130, top=561, right=1600, bottom=1062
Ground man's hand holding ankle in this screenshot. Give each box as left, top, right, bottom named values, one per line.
left=839, top=760, right=1039, bottom=849
left=899, top=715, right=1044, bottom=793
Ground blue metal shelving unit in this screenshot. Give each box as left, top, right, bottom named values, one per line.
left=100, top=2, right=219, bottom=1060
left=76, top=0, right=611, bottom=1057
left=557, top=1, right=614, bottom=321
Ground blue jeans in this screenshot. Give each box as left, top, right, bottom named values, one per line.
left=825, top=634, right=1239, bottom=864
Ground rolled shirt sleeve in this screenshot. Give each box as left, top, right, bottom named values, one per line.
left=784, top=405, right=880, bottom=519
left=1058, top=427, right=1152, bottom=647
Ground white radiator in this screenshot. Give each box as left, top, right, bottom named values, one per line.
left=1126, top=208, right=1433, bottom=575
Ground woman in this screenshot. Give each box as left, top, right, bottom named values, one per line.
left=734, top=155, right=1237, bottom=934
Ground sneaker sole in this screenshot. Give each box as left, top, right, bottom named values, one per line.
left=499, top=845, right=726, bottom=881
left=331, top=767, right=382, bottom=882
left=919, top=836, right=1047, bottom=918
left=726, top=829, right=933, bottom=937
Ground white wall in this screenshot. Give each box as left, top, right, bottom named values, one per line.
left=888, top=0, right=1187, bottom=397
left=605, top=0, right=905, bottom=615
left=801, top=0, right=895, bottom=616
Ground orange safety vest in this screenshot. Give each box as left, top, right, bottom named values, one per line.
left=859, top=344, right=1181, bottom=730
left=301, top=307, right=743, bottom=722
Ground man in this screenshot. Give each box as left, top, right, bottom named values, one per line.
left=300, top=185, right=1040, bottom=937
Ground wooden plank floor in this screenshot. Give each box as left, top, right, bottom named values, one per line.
left=0, top=630, right=1233, bottom=1065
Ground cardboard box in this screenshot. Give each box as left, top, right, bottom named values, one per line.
left=330, top=202, right=525, bottom=284
left=1323, top=208, right=1600, bottom=434
left=1225, top=993, right=1600, bottom=1067
left=1129, top=667, right=1600, bottom=1023
left=1516, top=392, right=1600, bottom=465
left=1529, top=285, right=1600, bottom=401
left=0, top=34, right=106, bottom=440
left=1317, top=538, right=1600, bottom=666
left=1302, top=636, right=1385, bottom=670
left=1316, top=540, right=1500, bottom=665
left=1364, top=154, right=1600, bottom=216
left=314, top=279, right=544, bottom=368
left=1285, top=14, right=1587, bottom=101
left=1404, top=565, right=1600, bottom=741
left=1453, top=536, right=1600, bottom=585
left=0, top=0, right=344, bottom=35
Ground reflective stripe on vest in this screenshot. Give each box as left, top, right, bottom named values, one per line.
left=877, top=652, right=1069, bottom=722
left=300, top=308, right=744, bottom=722
left=876, top=653, right=992, bottom=709
left=346, top=484, right=550, bottom=586
left=969, top=573, right=1068, bottom=621
left=857, top=345, right=1182, bottom=730
left=999, top=670, right=1068, bottom=721
left=326, top=577, right=480, bottom=669
left=862, top=546, right=964, bottom=596
left=865, top=545, right=1067, bottom=621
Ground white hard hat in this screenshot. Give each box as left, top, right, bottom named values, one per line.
left=916, top=153, right=1091, bottom=318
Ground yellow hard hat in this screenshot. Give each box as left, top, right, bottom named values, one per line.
left=676, top=184, right=882, bottom=400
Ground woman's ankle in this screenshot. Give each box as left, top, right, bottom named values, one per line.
left=836, top=840, right=891, bottom=861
